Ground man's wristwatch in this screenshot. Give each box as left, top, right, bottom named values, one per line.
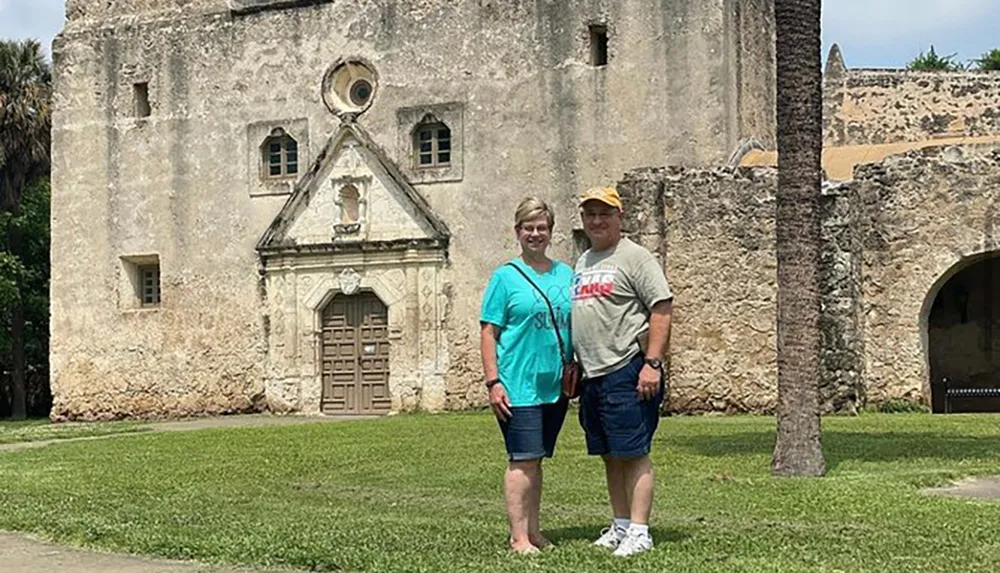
left=644, top=358, right=663, bottom=371
left=485, top=378, right=502, bottom=389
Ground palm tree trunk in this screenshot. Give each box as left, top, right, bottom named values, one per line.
left=772, top=0, right=826, bottom=476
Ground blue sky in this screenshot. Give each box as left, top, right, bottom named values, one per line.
left=0, top=0, right=997, bottom=69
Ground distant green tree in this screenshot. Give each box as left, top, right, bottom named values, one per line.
left=974, top=49, right=1000, bottom=71
left=906, top=45, right=963, bottom=71
left=0, top=177, right=51, bottom=417
left=0, top=39, right=52, bottom=419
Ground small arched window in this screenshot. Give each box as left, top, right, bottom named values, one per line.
left=263, top=129, right=299, bottom=179
left=414, top=122, right=451, bottom=168
left=340, top=185, right=360, bottom=223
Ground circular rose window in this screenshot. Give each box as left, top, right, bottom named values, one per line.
left=322, top=60, right=378, bottom=117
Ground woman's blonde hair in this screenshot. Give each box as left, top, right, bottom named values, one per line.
left=514, top=197, right=555, bottom=229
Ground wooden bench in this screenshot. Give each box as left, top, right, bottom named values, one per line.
left=943, top=378, right=1000, bottom=413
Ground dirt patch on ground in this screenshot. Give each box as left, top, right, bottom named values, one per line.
left=0, top=532, right=291, bottom=573
left=923, top=476, right=1000, bottom=501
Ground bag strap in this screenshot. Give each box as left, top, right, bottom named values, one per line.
left=505, top=262, right=568, bottom=363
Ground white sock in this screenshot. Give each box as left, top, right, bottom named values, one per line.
left=628, top=523, right=650, bottom=537
left=613, top=517, right=630, bottom=531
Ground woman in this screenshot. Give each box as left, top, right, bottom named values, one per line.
left=479, top=197, right=574, bottom=554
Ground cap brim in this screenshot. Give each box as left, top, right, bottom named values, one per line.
left=578, top=197, right=622, bottom=209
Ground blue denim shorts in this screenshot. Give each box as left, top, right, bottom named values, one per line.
left=498, top=398, right=569, bottom=461
left=579, top=353, right=664, bottom=457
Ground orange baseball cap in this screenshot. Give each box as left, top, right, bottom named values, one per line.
left=578, top=186, right=623, bottom=210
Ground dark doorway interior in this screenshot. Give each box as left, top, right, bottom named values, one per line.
left=928, top=256, right=1000, bottom=413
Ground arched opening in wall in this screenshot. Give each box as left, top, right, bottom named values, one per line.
left=339, top=185, right=360, bottom=223
left=319, top=291, right=390, bottom=415
left=924, top=252, right=1000, bottom=413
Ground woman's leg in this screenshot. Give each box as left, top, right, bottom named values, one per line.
left=528, top=397, right=569, bottom=547
left=506, top=459, right=541, bottom=552
left=527, top=461, right=549, bottom=547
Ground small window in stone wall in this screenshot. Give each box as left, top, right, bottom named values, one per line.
left=264, top=129, right=299, bottom=179
left=397, top=104, right=463, bottom=184
left=134, top=82, right=151, bottom=118
left=247, top=119, right=308, bottom=197
left=589, top=25, right=608, bottom=66
left=415, top=123, right=451, bottom=168
left=120, top=254, right=161, bottom=311
left=139, top=264, right=161, bottom=307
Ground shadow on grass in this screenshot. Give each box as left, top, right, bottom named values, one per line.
left=547, top=524, right=690, bottom=546
left=671, top=428, right=1000, bottom=471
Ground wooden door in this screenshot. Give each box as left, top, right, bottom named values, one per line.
left=320, top=292, right=391, bottom=414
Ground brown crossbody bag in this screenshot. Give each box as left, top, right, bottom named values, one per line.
left=506, top=263, right=581, bottom=399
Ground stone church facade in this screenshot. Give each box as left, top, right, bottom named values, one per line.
left=49, top=1, right=1000, bottom=420
left=50, top=0, right=775, bottom=419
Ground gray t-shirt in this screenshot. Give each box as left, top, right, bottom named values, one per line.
left=571, top=238, right=673, bottom=379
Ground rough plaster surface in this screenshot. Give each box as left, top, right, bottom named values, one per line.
left=51, top=0, right=775, bottom=418
left=824, top=66, right=1000, bottom=147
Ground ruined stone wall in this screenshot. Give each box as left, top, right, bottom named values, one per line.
left=818, top=182, right=865, bottom=414
left=824, top=66, right=1000, bottom=146
left=616, top=166, right=866, bottom=415
left=52, top=0, right=774, bottom=418
left=618, top=167, right=779, bottom=413
left=852, top=146, right=1000, bottom=405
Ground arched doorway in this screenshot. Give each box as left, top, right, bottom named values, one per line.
left=320, top=292, right=391, bottom=414
left=926, top=253, right=1000, bottom=413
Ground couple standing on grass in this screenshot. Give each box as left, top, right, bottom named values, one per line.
left=479, top=187, right=674, bottom=558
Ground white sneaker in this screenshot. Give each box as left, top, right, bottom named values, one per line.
left=593, top=526, right=628, bottom=549
left=612, top=530, right=654, bottom=557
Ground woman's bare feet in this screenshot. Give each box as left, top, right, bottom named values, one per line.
left=510, top=539, right=540, bottom=554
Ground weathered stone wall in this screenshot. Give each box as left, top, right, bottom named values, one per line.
left=735, top=0, right=776, bottom=150
left=824, top=60, right=1000, bottom=146
left=51, top=0, right=775, bottom=418
left=852, top=146, right=1000, bottom=404
left=613, top=150, right=1000, bottom=414
left=818, top=182, right=865, bottom=414
left=619, top=166, right=779, bottom=413
left=619, top=167, right=863, bottom=414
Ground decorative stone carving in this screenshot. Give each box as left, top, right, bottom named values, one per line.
left=338, top=268, right=361, bottom=295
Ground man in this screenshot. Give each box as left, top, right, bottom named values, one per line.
left=571, top=186, right=674, bottom=558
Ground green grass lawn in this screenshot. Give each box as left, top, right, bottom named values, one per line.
left=0, top=412, right=999, bottom=572
left=0, top=418, right=148, bottom=445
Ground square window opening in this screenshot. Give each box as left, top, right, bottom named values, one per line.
left=120, top=255, right=161, bottom=310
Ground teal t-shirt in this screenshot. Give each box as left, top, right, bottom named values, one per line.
left=480, top=258, right=573, bottom=407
